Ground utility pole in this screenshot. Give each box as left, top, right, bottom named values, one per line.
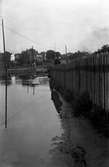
left=2, top=19, right=8, bottom=128
left=65, top=45, right=68, bottom=64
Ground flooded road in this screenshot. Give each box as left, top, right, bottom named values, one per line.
left=0, top=76, right=109, bottom=167
left=0, top=76, right=64, bottom=167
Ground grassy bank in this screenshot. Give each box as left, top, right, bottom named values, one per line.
left=49, top=78, right=109, bottom=137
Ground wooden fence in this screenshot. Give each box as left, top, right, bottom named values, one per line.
left=49, top=52, right=109, bottom=112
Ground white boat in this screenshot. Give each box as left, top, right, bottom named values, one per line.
left=31, top=77, right=40, bottom=85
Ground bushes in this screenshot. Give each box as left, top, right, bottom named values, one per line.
left=49, top=78, right=109, bottom=137
left=73, top=92, right=92, bottom=118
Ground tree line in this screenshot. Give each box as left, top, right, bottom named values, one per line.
left=1, top=44, right=109, bottom=68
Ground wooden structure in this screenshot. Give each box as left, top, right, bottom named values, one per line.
left=49, top=52, right=109, bottom=112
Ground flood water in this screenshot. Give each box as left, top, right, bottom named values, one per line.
left=0, top=75, right=109, bottom=167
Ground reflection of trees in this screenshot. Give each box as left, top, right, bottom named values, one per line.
left=16, top=74, right=33, bottom=80
left=0, top=74, right=12, bottom=86
left=16, top=74, right=34, bottom=87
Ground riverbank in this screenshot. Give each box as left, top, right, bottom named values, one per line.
left=50, top=87, right=109, bottom=167
left=49, top=78, right=109, bottom=137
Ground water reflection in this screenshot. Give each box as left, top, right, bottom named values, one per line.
left=0, top=74, right=12, bottom=86
left=0, top=74, right=49, bottom=97
left=0, top=75, right=67, bottom=167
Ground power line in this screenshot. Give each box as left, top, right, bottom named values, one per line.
left=5, top=25, right=37, bottom=44
left=0, top=19, right=38, bottom=45
left=0, top=18, right=40, bottom=53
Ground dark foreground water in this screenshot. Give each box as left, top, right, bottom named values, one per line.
left=0, top=76, right=109, bottom=167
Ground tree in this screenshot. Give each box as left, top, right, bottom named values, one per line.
left=55, top=52, right=61, bottom=59
left=46, top=50, right=56, bottom=61
left=3, top=51, right=11, bottom=68
left=101, top=44, right=109, bottom=52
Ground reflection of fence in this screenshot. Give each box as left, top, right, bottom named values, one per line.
left=49, top=52, right=109, bottom=112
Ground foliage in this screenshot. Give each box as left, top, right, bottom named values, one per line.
left=46, top=50, right=56, bottom=61
left=15, top=48, right=37, bottom=66
left=94, top=44, right=109, bottom=54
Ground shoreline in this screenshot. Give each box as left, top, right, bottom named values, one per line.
left=49, top=78, right=109, bottom=137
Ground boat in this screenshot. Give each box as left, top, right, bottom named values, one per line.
left=31, top=77, right=40, bottom=86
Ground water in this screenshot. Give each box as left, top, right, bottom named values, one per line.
left=0, top=76, right=64, bottom=167
left=0, top=75, right=109, bottom=167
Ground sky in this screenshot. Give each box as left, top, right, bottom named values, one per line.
left=0, top=0, right=109, bottom=53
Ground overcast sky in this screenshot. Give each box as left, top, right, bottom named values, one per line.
left=0, top=0, right=109, bottom=53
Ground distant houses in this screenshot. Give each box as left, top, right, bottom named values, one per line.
left=0, top=49, right=91, bottom=70
left=14, top=48, right=46, bottom=67
left=0, top=44, right=109, bottom=71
